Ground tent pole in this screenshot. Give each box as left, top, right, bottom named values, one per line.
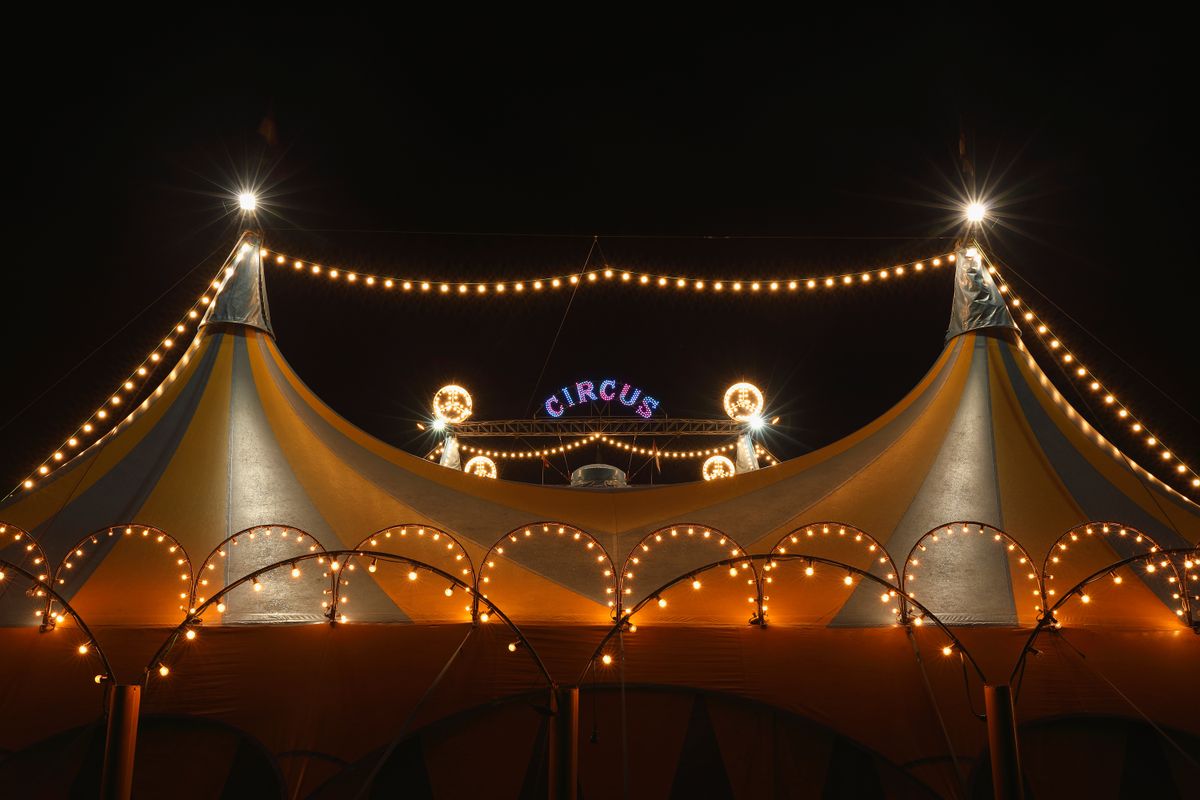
left=100, top=684, right=141, bottom=800
left=984, top=683, right=1023, bottom=800
left=551, top=685, right=578, bottom=800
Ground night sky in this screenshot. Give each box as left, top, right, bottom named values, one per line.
left=5, top=17, right=1197, bottom=490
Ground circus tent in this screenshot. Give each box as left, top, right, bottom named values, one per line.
left=1, top=232, right=1198, bottom=798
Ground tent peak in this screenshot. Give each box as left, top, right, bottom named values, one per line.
left=200, top=231, right=274, bottom=337
left=946, top=244, right=1018, bottom=343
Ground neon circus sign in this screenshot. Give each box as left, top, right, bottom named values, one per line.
left=544, top=379, right=660, bottom=419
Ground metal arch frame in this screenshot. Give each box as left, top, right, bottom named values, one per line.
left=352, top=523, right=476, bottom=582
left=902, top=521, right=1045, bottom=620
left=0, top=521, right=50, bottom=580
left=144, top=550, right=554, bottom=688
left=1038, top=521, right=1184, bottom=618
left=0, top=558, right=115, bottom=682
left=576, top=553, right=990, bottom=687
left=194, top=524, right=329, bottom=602
left=476, top=522, right=618, bottom=620
left=46, top=523, right=195, bottom=627
left=772, top=521, right=900, bottom=582
left=619, top=523, right=756, bottom=611
left=1009, top=547, right=1200, bottom=686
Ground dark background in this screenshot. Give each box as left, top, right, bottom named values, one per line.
left=4, top=16, right=1197, bottom=491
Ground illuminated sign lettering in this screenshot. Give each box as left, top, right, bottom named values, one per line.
left=544, top=379, right=660, bottom=419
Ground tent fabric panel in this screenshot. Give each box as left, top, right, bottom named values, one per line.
left=0, top=335, right=219, bottom=536
left=129, top=334, right=236, bottom=558
left=987, top=337, right=1086, bottom=557
left=876, top=335, right=1016, bottom=626
left=7, top=337, right=225, bottom=610
left=1001, top=343, right=1200, bottom=544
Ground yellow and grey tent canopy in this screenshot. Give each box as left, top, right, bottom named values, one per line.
left=2, top=232, right=1198, bottom=798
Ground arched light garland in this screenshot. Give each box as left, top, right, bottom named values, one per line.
left=476, top=523, right=617, bottom=618
left=44, top=524, right=194, bottom=628
left=985, top=251, right=1199, bottom=501
left=261, top=245, right=954, bottom=297
left=902, top=522, right=1044, bottom=620
left=193, top=525, right=326, bottom=611
left=146, top=549, right=555, bottom=685
left=1038, top=522, right=1193, bottom=621
left=772, top=523, right=899, bottom=582
left=620, top=525, right=754, bottom=611
left=434, top=434, right=742, bottom=461
left=0, top=557, right=116, bottom=684
left=9, top=242, right=255, bottom=498
left=354, top=525, right=475, bottom=594
left=0, top=523, right=49, bottom=583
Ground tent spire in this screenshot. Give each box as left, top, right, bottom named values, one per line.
left=946, top=242, right=1018, bottom=343
left=200, top=230, right=274, bottom=337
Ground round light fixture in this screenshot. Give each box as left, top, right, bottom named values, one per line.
left=432, top=384, right=473, bottom=424
left=702, top=455, right=736, bottom=481
left=463, top=456, right=497, bottom=479
left=723, top=382, right=764, bottom=421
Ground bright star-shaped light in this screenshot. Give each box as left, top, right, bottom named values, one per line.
left=237, top=192, right=258, bottom=212
left=965, top=202, right=986, bottom=223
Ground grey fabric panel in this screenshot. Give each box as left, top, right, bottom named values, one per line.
left=997, top=344, right=1194, bottom=611
left=997, top=345, right=1194, bottom=548
left=221, top=336, right=404, bottom=623
left=200, top=236, right=273, bottom=337
left=0, top=341, right=222, bottom=625
left=835, top=336, right=1015, bottom=626
left=946, top=248, right=1018, bottom=342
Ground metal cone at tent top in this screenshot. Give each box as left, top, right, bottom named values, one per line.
left=945, top=244, right=1018, bottom=343
left=199, top=231, right=274, bottom=337
left=723, top=382, right=765, bottom=421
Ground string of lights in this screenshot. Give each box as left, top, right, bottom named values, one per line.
left=260, top=246, right=956, bottom=296
left=985, top=253, right=1200, bottom=501
left=7, top=246, right=249, bottom=498
left=435, top=434, right=743, bottom=461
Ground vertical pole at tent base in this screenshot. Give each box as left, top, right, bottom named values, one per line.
left=100, top=684, right=140, bottom=800
left=550, top=685, right=579, bottom=800
left=984, top=683, right=1024, bottom=800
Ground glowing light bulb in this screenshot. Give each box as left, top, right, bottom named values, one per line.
left=657, top=597, right=667, bottom=608
left=941, top=645, right=953, bottom=656
left=185, top=629, right=196, bottom=640
left=158, top=664, right=170, bottom=677
left=692, top=579, right=702, bottom=590
left=237, top=192, right=257, bottom=212
left=965, top=202, right=986, bottom=223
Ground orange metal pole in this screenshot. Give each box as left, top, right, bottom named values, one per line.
left=100, top=684, right=140, bottom=800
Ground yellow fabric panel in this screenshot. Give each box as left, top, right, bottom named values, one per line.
left=1009, top=344, right=1200, bottom=540
left=746, top=335, right=976, bottom=551
left=259, top=334, right=959, bottom=533
left=0, top=336, right=216, bottom=532
left=132, top=334, right=235, bottom=558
